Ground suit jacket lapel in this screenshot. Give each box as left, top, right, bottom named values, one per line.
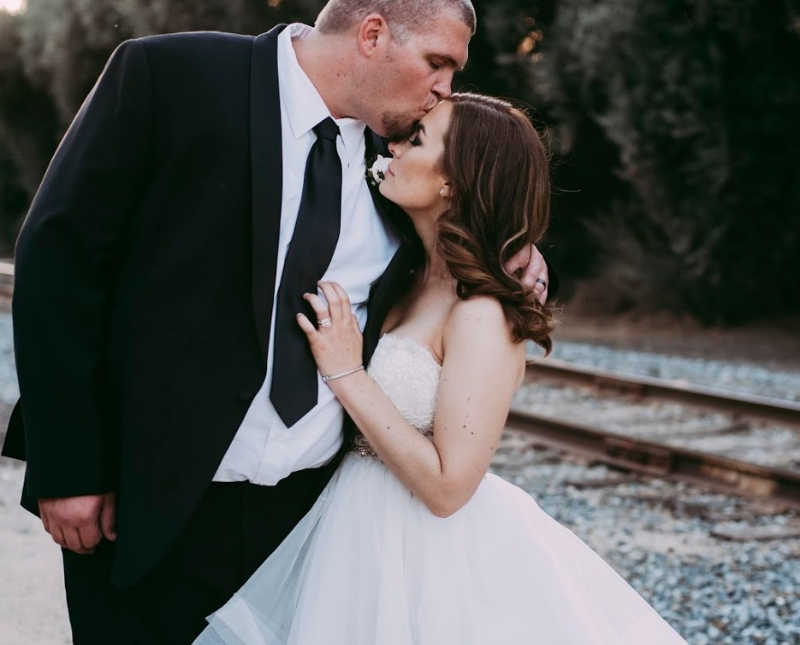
left=362, top=244, right=418, bottom=362
left=249, top=25, right=288, bottom=364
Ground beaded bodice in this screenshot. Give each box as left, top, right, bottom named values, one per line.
left=352, top=333, right=442, bottom=457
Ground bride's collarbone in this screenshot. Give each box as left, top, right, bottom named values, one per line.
left=380, top=294, right=457, bottom=364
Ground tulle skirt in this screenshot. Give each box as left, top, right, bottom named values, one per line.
left=194, top=452, right=687, bottom=644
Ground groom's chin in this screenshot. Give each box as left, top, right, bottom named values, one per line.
left=381, top=117, right=419, bottom=143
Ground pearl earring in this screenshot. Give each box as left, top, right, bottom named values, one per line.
left=440, top=187, right=447, bottom=197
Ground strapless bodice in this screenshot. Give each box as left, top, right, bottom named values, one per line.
left=351, top=333, right=441, bottom=457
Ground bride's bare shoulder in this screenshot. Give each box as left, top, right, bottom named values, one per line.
left=442, top=296, right=526, bottom=367
left=445, top=295, right=505, bottom=328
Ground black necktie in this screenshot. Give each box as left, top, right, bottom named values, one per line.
left=270, top=117, right=342, bottom=427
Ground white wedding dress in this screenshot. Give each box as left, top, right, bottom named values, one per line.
left=194, top=333, right=688, bottom=644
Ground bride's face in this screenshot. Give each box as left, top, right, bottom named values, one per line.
left=380, top=101, right=453, bottom=215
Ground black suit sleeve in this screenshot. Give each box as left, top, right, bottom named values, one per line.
left=12, top=39, right=153, bottom=499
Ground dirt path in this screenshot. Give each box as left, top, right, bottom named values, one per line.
left=0, top=458, right=71, bottom=645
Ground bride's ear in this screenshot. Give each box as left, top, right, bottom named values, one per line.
left=439, top=183, right=452, bottom=199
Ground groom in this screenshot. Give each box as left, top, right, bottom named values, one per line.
left=2, top=1, right=553, bottom=642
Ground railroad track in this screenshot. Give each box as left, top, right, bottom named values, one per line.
left=511, top=358, right=800, bottom=510
left=526, top=358, right=800, bottom=427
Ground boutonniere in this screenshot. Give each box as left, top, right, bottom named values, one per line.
left=366, top=153, right=392, bottom=188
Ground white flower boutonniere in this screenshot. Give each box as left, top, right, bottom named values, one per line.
left=366, top=154, right=392, bottom=188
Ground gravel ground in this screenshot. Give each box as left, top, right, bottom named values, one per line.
left=491, top=431, right=800, bottom=645
left=4, top=435, right=799, bottom=645
left=1, top=312, right=799, bottom=644
left=0, top=312, right=18, bottom=406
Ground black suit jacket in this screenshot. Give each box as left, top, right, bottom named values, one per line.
left=1, top=25, right=421, bottom=588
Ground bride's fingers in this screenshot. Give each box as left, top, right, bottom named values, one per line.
left=302, top=292, right=330, bottom=324
left=333, top=284, right=359, bottom=328
left=330, top=282, right=351, bottom=311
left=296, top=313, right=318, bottom=339
left=317, top=282, right=344, bottom=322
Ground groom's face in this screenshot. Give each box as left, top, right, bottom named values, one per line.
left=369, top=11, right=471, bottom=139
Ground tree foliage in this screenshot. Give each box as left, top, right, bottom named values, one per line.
left=484, top=0, right=800, bottom=321
left=17, top=0, right=322, bottom=121
left=0, top=0, right=323, bottom=254
left=1, top=0, right=799, bottom=322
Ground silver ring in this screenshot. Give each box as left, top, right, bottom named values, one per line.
left=318, top=318, right=332, bottom=328
left=535, top=278, right=548, bottom=288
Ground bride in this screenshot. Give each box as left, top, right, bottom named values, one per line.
left=194, top=93, right=688, bottom=644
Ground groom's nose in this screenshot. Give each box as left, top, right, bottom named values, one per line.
left=432, top=72, right=454, bottom=100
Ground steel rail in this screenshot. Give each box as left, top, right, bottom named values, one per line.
left=506, top=408, right=800, bottom=509
left=525, top=357, right=800, bottom=428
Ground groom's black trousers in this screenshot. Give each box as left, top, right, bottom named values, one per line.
left=62, top=464, right=333, bottom=644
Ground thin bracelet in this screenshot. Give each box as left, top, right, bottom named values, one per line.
left=321, top=365, right=364, bottom=383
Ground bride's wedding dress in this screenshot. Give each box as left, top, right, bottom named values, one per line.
left=194, top=333, right=688, bottom=644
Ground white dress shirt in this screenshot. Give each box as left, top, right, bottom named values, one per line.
left=212, top=24, right=400, bottom=485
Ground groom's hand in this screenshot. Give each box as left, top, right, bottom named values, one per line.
left=504, top=244, right=549, bottom=305
left=38, top=492, right=117, bottom=554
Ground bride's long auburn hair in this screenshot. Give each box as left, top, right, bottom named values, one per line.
left=436, top=93, right=555, bottom=354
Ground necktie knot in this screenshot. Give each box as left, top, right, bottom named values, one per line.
left=314, top=117, right=340, bottom=142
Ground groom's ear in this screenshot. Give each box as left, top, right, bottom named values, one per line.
left=357, top=13, right=391, bottom=58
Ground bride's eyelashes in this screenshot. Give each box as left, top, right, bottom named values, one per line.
left=409, top=126, right=423, bottom=147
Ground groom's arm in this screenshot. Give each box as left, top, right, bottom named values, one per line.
left=13, top=38, right=153, bottom=502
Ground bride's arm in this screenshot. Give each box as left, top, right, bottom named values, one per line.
left=298, top=283, right=525, bottom=518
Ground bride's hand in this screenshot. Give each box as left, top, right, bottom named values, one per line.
left=296, top=281, right=363, bottom=380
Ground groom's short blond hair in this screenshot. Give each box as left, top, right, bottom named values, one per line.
left=315, top=0, right=476, bottom=42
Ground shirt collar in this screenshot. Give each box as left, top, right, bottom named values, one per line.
left=279, top=24, right=366, bottom=155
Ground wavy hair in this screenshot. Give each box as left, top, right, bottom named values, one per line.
left=436, top=93, right=555, bottom=353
